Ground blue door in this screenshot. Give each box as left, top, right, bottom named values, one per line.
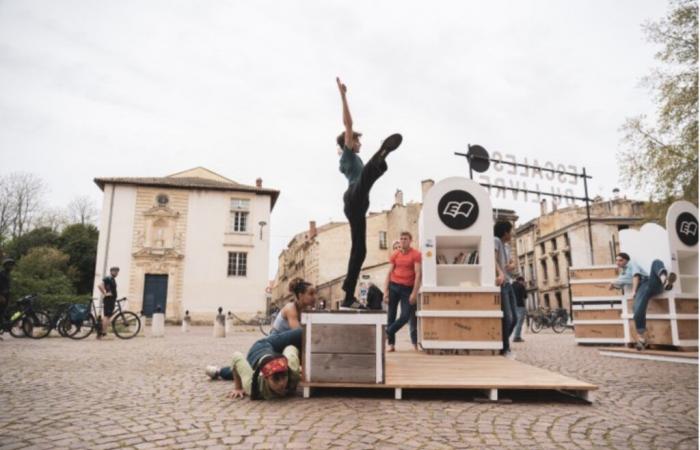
left=143, top=274, right=168, bottom=317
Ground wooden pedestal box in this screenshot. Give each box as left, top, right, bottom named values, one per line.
left=421, top=317, right=501, bottom=342
left=301, top=312, right=385, bottom=384
left=627, top=320, right=674, bottom=346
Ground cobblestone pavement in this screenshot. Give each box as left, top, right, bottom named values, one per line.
left=0, top=324, right=696, bottom=450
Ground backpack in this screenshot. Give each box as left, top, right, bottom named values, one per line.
left=68, top=304, right=89, bottom=324
left=366, top=285, right=384, bottom=310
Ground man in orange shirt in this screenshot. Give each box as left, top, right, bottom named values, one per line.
left=383, top=231, right=422, bottom=351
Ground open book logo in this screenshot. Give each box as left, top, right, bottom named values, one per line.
left=442, top=201, right=475, bottom=219
left=679, top=221, right=697, bottom=237
left=437, top=190, right=480, bottom=230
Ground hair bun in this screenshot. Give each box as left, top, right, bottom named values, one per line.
left=288, top=277, right=304, bottom=294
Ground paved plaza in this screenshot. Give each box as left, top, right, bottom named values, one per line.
left=0, top=325, right=697, bottom=450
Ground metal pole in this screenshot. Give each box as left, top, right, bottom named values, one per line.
left=582, top=167, right=594, bottom=265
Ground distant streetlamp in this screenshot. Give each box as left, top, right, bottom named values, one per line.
left=258, top=221, right=267, bottom=240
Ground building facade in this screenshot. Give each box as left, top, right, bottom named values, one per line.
left=93, top=167, right=279, bottom=322
left=514, top=197, right=645, bottom=313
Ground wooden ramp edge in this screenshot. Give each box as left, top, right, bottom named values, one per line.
left=599, top=347, right=699, bottom=365
left=301, top=351, right=597, bottom=403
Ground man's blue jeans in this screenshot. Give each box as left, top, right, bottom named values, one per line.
left=219, top=328, right=302, bottom=380
left=633, top=259, right=667, bottom=334
left=386, top=282, right=417, bottom=345
left=513, top=306, right=527, bottom=340
left=500, top=282, right=517, bottom=352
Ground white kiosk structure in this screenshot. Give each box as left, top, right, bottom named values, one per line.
left=418, top=177, right=502, bottom=351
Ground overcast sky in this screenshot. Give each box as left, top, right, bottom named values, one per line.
left=0, top=0, right=670, bottom=278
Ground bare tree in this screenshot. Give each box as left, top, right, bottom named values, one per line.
left=0, top=176, right=15, bottom=239
left=67, top=195, right=98, bottom=225
left=35, top=207, right=69, bottom=232
left=3, top=172, right=45, bottom=238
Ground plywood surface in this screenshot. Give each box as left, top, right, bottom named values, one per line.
left=422, top=292, right=500, bottom=310
left=573, top=309, right=622, bottom=321
left=309, top=353, right=377, bottom=383
left=675, top=298, right=699, bottom=314
left=570, top=268, right=618, bottom=280
left=626, top=298, right=670, bottom=315
left=421, top=317, right=501, bottom=341
left=571, top=283, right=616, bottom=297
left=575, top=324, right=625, bottom=339
left=302, top=351, right=596, bottom=391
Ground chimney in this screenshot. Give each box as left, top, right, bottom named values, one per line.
left=309, top=221, right=317, bottom=239
left=421, top=179, right=434, bottom=202
left=256, top=178, right=263, bottom=188
left=540, top=198, right=547, bottom=216
left=394, top=189, right=404, bottom=206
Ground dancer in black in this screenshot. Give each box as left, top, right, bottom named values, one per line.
left=336, top=77, right=402, bottom=309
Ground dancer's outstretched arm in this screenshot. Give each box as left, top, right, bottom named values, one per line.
left=336, top=77, right=354, bottom=148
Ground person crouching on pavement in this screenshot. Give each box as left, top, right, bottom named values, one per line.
left=206, top=328, right=302, bottom=400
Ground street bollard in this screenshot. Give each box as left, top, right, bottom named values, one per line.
left=181, top=310, right=191, bottom=333
left=213, top=307, right=225, bottom=338
left=151, top=306, right=165, bottom=337
left=225, top=311, right=233, bottom=336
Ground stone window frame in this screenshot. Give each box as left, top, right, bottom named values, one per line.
left=229, top=198, right=251, bottom=233
left=379, top=231, right=388, bottom=250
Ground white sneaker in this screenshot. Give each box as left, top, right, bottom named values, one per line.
left=503, top=350, right=516, bottom=360
left=205, top=365, right=221, bottom=380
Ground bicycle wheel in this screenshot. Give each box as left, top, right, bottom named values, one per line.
left=56, top=312, right=70, bottom=337
left=24, top=310, right=52, bottom=339
left=552, top=317, right=567, bottom=334
left=530, top=317, right=543, bottom=334
left=112, top=311, right=141, bottom=339
left=65, top=314, right=96, bottom=340
left=9, top=316, right=27, bottom=338
left=258, top=318, right=272, bottom=336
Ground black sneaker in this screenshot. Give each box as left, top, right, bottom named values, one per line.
left=339, top=298, right=367, bottom=310
left=664, top=272, right=677, bottom=291
left=378, top=133, right=402, bottom=158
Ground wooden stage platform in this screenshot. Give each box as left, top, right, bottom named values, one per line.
left=599, top=347, right=698, bottom=365
left=301, top=351, right=597, bottom=402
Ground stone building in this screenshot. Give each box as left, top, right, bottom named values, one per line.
left=272, top=180, right=518, bottom=309
left=93, top=167, right=279, bottom=322
left=514, top=197, right=645, bottom=313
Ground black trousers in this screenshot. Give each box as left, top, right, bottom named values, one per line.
left=341, top=151, right=388, bottom=298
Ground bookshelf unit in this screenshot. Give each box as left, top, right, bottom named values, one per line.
left=418, top=177, right=502, bottom=351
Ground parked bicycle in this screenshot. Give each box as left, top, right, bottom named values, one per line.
left=1, top=294, right=51, bottom=339
left=29, top=302, right=77, bottom=339
left=65, top=297, right=141, bottom=340
left=529, top=308, right=568, bottom=334
left=258, top=306, right=280, bottom=336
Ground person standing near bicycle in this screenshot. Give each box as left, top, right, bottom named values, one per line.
left=494, top=221, right=517, bottom=358
left=97, top=266, right=119, bottom=339
left=0, top=258, right=15, bottom=328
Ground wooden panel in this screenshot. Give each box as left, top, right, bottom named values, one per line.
left=422, top=292, right=500, bottom=310
left=627, top=320, right=673, bottom=345
left=309, top=324, right=376, bottom=354
left=575, top=324, right=625, bottom=338
left=677, top=319, right=699, bottom=340
left=570, top=268, right=618, bottom=280
left=421, top=317, right=501, bottom=341
left=625, top=297, right=670, bottom=315
left=675, top=298, right=699, bottom=315
left=573, top=309, right=622, bottom=321
left=571, top=283, right=614, bottom=297
left=310, top=353, right=376, bottom=383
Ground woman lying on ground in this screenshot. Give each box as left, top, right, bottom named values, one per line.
left=204, top=278, right=316, bottom=399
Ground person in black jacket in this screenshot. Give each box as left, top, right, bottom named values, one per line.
left=512, top=276, right=528, bottom=342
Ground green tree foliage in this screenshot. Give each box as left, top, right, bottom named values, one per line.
left=5, top=227, right=60, bottom=260
left=12, top=247, right=75, bottom=299
left=58, top=223, right=99, bottom=294
left=618, top=0, right=698, bottom=220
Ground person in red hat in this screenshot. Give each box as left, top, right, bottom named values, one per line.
left=206, top=328, right=302, bottom=400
